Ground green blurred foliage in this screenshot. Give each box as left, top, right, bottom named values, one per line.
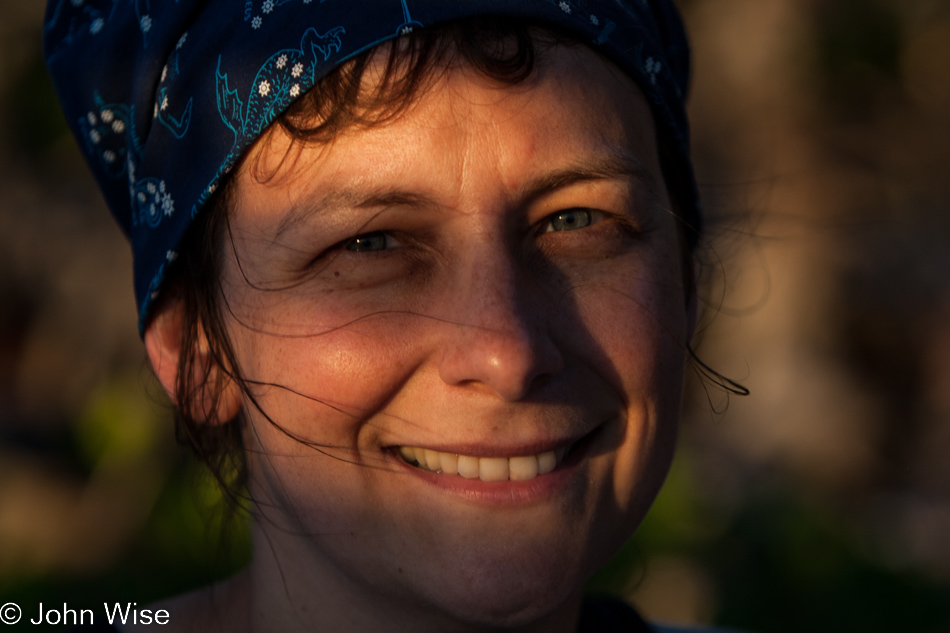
left=590, top=449, right=950, bottom=632
left=75, top=382, right=163, bottom=470
left=710, top=494, right=950, bottom=633
left=1, top=453, right=251, bottom=633
left=4, top=48, right=71, bottom=162
left=2, top=2, right=950, bottom=632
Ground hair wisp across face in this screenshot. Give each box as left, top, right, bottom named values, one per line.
left=156, top=43, right=692, bottom=633
left=157, top=21, right=700, bottom=498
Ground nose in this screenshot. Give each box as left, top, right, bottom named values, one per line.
left=437, top=246, right=564, bottom=401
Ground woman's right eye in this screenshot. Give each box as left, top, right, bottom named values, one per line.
left=541, top=208, right=595, bottom=233
left=345, top=231, right=392, bottom=252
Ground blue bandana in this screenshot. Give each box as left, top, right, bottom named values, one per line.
left=44, top=0, right=697, bottom=334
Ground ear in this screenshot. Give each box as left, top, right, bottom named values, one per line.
left=144, top=296, right=242, bottom=424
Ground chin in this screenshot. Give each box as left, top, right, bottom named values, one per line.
left=425, top=571, right=579, bottom=629
left=397, top=534, right=596, bottom=629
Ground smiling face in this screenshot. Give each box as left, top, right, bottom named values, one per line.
left=213, top=43, right=692, bottom=630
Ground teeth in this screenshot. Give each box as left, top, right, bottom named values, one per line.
left=425, top=449, right=442, bottom=473
left=396, top=445, right=572, bottom=481
left=479, top=457, right=509, bottom=482
left=457, top=455, right=479, bottom=479
left=414, top=448, right=428, bottom=469
left=509, top=455, right=539, bottom=481
left=538, top=451, right=556, bottom=475
left=440, top=452, right=459, bottom=475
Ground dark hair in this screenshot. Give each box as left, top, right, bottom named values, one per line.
left=164, top=17, right=702, bottom=501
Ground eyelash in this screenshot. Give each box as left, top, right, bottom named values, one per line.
left=338, top=208, right=605, bottom=254
left=538, top=208, right=599, bottom=234
left=344, top=231, right=401, bottom=252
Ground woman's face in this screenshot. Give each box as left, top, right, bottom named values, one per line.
left=221, top=43, right=692, bottom=628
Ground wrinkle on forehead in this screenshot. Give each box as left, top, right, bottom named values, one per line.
left=232, top=43, right=666, bottom=238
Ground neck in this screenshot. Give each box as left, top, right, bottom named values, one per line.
left=219, top=521, right=586, bottom=633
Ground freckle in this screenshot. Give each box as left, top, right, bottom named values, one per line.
left=398, top=567, right=403, bottom=574
left=334, top=271, right=340, bottom=277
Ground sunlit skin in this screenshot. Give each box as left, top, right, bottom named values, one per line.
left=145, top=43, right=694, bottom=633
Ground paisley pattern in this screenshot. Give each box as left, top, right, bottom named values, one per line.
left=216, top=25, right=345, bottom=146
left=155, top=31, right=193, bottom=139
left=79, top=93, right=136, bottom=180
left=43, top=0, right=696, bottom=333
left=45, top=0, right=180, bottom=62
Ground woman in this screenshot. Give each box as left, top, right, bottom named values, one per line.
left=46, top=1, right=718, bottom=631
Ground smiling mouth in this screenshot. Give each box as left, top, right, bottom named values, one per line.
left=396, top=444, right=574, bottom=482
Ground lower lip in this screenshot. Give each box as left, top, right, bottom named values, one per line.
left=389, top=431, right=597, bottom=507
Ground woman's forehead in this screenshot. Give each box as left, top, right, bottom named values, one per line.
left=45, top=3, right=696, bottom=330
left=243, top=44, right=661, bottom=206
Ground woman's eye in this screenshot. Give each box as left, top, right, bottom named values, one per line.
left=543, top=209, right=594, bottom=233
left=345, top=231, right=393, bottom=252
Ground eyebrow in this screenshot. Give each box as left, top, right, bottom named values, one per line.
left=273, top=151, right=659, bottom=239
left=519, top=152, right=660, bottom=204
left=273, top=189, right=436, bottom=240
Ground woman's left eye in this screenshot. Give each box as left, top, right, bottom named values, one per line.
left=344, top=231, right=397, bottom=252
left=542, top=209, right=595, bottom=233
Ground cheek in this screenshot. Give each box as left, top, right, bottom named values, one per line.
left=231, top=315, right=433, bottom=443
left=570, top=251, right=687, bottom=503
left=571, top=245, right=689, bottom=382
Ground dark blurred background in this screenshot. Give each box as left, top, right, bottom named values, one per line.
left=1, top=1, right=949, bottom=631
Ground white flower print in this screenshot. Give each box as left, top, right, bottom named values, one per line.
left=70, top=0, right=83, bottom=6
left=251, top=16, right=262, bottom=29
left=276, top=54, right=288, bottom=69
left=89, top=129, right=101, bottom=144
left=112, top=119, right=125, bottom=134
left=166, top=250, right=178, bottom=262
left=162, top=192, right=174, bottom=216
left=147, top=182, right=157, bottom=195
left=208, top=183, right=217, bottom=195
left=303, top=0, right=312, bottom=4
left=559, top=1, right=571, bottom=14
left=103, top=150, right=116, bottom=163
left=90, top=18, right=105, bottom=34
left=400, top=26, right=413, bottom=35
left=153, top=103, right=158, bottom=118
left=644, top=57, right=662, bottom=84
left=291, top=62, right=304, bottom=78
left=590, top=15, right=600, bottom=26
left=138, top=192, right=147, bottom=203
left=259, top=80, right=271, bottom=97
left=140, top=15, right=152, bottom=33
left=177, top=33, right=188, bottom=49
left=87, top=112, right=97, bottom=125
left=161, top=95, right=169, bottom=111
left=101, top=109, right=114, bottom=123
left=161, top=65, right=168, bottom=82
left=262, top=0, right=274, bottom=14
left=290, top=84, right=300, bottom=97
